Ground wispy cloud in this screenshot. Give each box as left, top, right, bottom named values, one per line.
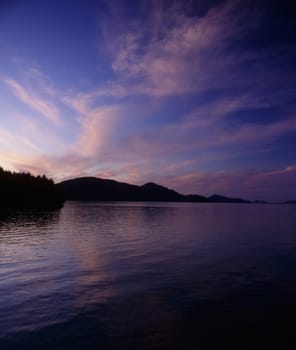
left=165, top=165, right=296, bottom=202
left=102, top=0, right=259, bottom=97
left=75, top=105, right=121, bottom=157
left=110, top=101, right=296, bottom=164
left=0, top=0, right=294, bottom=202
left=3, top=78, right=62, bottom=126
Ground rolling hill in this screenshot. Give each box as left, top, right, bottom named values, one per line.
left=58, top=177, right=250, bottom=203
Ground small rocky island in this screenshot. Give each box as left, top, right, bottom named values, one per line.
left=0, top=167, right=64, bottom=210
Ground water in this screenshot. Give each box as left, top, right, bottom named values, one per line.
left=1, top=202, right=296, bottom=349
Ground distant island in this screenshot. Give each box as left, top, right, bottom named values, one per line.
left=58, top=177, right=251, bottom=203
left=1, top=169, right=294, bottom=208
left=0, top=167, right=64, bottom=210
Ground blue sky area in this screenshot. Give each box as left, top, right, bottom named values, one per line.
left=0, top=0, right=295, bottom=201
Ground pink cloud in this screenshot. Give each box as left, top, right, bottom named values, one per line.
left=75, top=105, right=121, bottom=157
left=6, top=104, right=123, bottom=181
left=3, top=78, right=62, bottom=126
left=111, top=107, right=296, bottom=164
left=0, top=3, right=292, bottom=202
left=103, top=0, right=255, bottom=97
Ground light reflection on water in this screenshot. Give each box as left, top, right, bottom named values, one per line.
left=1, top=202, right=296, bottom=349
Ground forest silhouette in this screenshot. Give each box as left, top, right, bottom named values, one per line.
left=0, top=167, right=64, bottom=209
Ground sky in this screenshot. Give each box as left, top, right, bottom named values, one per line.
left=0, top=0, right=295, bottom=201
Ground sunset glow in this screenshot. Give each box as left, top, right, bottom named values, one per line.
left=0, top=0, right=295, bottom=201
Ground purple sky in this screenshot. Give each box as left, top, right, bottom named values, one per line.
left=0, top=0, right=295, bottom=201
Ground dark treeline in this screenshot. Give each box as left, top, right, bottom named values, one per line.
left=0, top=167, right=64, bottom=210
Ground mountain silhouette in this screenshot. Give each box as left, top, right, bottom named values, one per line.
left=207, top=194, right=250, bottom=203
left=58, top=177, right=250, bottom=203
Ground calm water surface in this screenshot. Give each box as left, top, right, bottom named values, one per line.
left=1, top=202, right=296, bottom=349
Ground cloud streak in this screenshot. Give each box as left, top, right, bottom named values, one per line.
left=0, top=0, right=295, bottom=201
left=165, top=165, right=296, bottom=202
left=3, top=78, right=62, bottom=126
left=103, top=0, right=261, bottom=97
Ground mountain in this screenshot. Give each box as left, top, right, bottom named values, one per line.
left=185, top=194, right=209, bottom=202
left=58, top=177, right=141, bottom=201
left=58, top=177, right=250, bottom=203
left=207, top=194, right=250, bottom=203
left=140, top=182, right=184, bottom=201
left=58, top=177, right=184, bottom=202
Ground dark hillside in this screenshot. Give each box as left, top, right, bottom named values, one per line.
left=140, top=182, right=184, bottom=201
left=59, top=177, right=250, bottom=203
left=207, top=194, right=250, bottom=203
left=58, top=177, right=141, bottom=201
left=59, top=177, right=182, bottom=202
